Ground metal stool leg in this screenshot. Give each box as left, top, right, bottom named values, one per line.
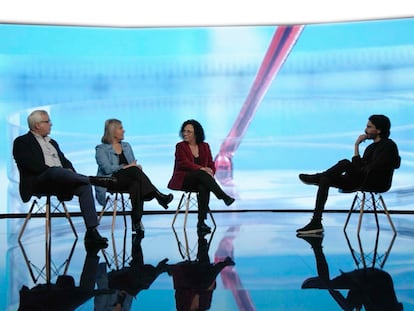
left=45, top=196, right=51, bottom=284
left=111, top=193, right=119, bottom=232
left=183, top=192, right=192, bottom=228
left=18, top=200, right=36, bottom=241
left=61, top=201, right=78, bottom=238
left=379, top=194, right=397, bottom=235
left=98, top=195, right=111, bottom=222
left=356, top=192, right=366, bottom=236
left=343, top=192, right=359, bottom=232
left=99, top=192, right=130, bottom=232
left=171, top=193, right=186, bottom=228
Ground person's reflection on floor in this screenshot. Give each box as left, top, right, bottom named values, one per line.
left=95, top=233, right=170, bottom=310
left=169, top=230, right=235, bottom=311
left=18, top=244, right=109, bottom=311
left=95, top=263, right=133, bottom=311
left=298, top=234, right=403, bottom=311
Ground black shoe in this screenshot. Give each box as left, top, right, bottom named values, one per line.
left=155, top=192, right=173, bottom=210
left=223, top=195, right=235, bottom=206
left=302, top=276, right=329, bottom=289
left=197, top=221, right=211, bottom=233
left=296, top=219, right=324, bottom=235
left=224, top=256, right=235, bottom=266
left=298, top=173, right=320, bottom=185
left=156, top=258, right=170, bottom=274
left=84, top=228, right=108, bottom=248
left=88, top=176, right=117, bottom=187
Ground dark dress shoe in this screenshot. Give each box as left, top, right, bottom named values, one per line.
left=84, top=228, right=108, bottom=249
left=224, top=256, right=235, bottom=266
left=155, top=192, right=173, bottom=210
left=298, top=173, right=321, bottom=185
left=223, top=195, right=235, bottom=206
left=88, top=176, right=117, bottom=187
left=197, top=222, right=211, bottom=233
left=156, top=258, right=170, bottom=274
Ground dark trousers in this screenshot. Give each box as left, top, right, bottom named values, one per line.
left=182, top=170, right=227, bottom=221
left=313, top=159, right=364, bottom=220
left=111, top=166, right=157, bottom=224
left=34, top=167, right=99, bottom=229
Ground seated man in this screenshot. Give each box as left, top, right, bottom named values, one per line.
left=297, top=114, right=400, bottom=235
left=13, top=109, right=111, bottom=248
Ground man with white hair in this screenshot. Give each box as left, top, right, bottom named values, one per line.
left=13, top=109, right=112, bottom=248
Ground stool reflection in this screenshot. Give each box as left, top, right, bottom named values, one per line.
left=95, top=233, right=169, bottom=310
left=298, top=234, right=403, bottom=311
left=18, top=236, right=77, bottom=285
left=18, top=244, right=113, bottom=311
left=169, top=230, right=235, bottom=311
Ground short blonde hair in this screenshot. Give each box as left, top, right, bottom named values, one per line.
left=101, top=118, right=122, bottom=144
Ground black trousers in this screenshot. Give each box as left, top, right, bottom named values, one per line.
left=111, top=167, right=157, bottom=224
left=34, top=167, right=99, bottom=229
left=313, top=159, right=364, bottom=220
left=182, top=170, right=228, bottom=221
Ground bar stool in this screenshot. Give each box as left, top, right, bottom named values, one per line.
left=171, top=191, right=216, bottom=229
left=343, top=190, right=397, bottom=236
left=19, top=193, right=78, bottom=241
left=342, top=167, right=399, bottom=237
left=100, top=227, right=132, bottom=270
left=98, top=190, right=131, bottom=232
left=172, top=224, right=215, bottom=260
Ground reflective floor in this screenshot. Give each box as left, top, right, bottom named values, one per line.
left=2, top=206, right=414, bottom=311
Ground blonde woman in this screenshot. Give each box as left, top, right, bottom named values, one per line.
left=95, top=119, right=173, bottom=233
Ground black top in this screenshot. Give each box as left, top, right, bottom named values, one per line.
left=119, top=151, right=128, bottom=165
left=352, top=138, right=401, bottom=192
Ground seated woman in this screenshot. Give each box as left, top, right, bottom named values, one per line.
left=167, top=119, right=235, bottom=233
left=95, top=118, right=173, bottom=233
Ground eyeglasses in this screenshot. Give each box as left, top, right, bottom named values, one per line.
left=39, top=120, right=52, bottom=124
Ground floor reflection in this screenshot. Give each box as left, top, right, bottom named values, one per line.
left=3, top=212, right=414, bottom=310
left=298, top=233, right=403, bottom=310
left=95, top=232, right=169, bottom=310
left=18, top=242, right=113, bottom=311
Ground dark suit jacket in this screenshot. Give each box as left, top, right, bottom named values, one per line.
left=12, top=131, right=75, bottom=202
left=168, top=141, right=216, bottom=190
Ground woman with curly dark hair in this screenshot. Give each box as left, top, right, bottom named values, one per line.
left=168, top=119, right=235, bottom=233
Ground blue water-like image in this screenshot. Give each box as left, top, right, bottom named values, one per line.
left=1, top=18, right=414, bottom=310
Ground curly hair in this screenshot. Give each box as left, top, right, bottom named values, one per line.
left=179, top=119, right=206, bottom=144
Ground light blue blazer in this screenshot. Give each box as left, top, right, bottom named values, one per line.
left=94, top=142, right=136, bottom=205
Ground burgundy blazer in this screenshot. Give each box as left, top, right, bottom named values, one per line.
left=168, top=141, right=216, bottom=190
